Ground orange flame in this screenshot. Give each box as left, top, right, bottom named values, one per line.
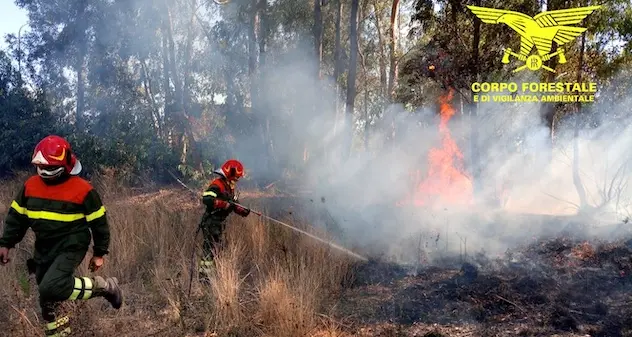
left=406, top=88, right=473, bottom=207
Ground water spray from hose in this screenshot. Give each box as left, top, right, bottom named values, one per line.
left=167, top=171, right=368, bottom=262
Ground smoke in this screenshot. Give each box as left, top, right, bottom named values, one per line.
left=31, top=0, right=628, bottom=266
left=228, top=43, right=632, bottom=265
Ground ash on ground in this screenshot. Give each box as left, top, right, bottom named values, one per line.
left=339, top=235, right=632, bottom=337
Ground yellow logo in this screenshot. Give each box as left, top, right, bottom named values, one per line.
left=50, top=148, right=66, bottom=161
left=467, top=5, right=601, bottom=73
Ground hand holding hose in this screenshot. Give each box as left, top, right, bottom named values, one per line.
left=229, top=200, right=251, bottom=217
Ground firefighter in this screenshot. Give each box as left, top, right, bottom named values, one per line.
left=198, top=159, right=250, bottom=280
left=0, top=135, right=123, bottom=337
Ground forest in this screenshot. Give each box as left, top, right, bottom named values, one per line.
left=1, top=0, right=632, bottom=336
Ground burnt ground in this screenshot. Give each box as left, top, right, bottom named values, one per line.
left=337, top=236, right=632, bottom=337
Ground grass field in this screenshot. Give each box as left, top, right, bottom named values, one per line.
left=0, top=172, right=355, bottom=337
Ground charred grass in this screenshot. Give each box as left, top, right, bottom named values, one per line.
left=0, top=173, right=353, bottom=337
left=339, top=235, right=632, bottom=336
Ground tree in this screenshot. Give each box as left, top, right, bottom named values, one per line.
left=343, top=0, right=360, bottom=160
left=387, top=0, right=400, bottom=101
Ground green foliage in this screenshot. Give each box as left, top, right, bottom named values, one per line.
left=0, top=51, right=56, bottom=175
left=0, top=0, right=630, bottom=184
left=17, top=272, right=30, bottom=296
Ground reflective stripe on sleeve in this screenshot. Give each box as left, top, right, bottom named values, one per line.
left=10, top=200, right=27, bottom=214
left=86, top=206, right=106, bottom=222
left=203, top=191, right=217, bottom=197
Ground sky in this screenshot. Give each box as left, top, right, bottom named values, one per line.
left=0, top=1, right=28, bottom=50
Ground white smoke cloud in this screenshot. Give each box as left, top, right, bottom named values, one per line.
left=232, top=48, right=632, bottom=265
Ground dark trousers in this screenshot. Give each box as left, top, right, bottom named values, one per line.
left=33, top=248, right=88, bottom=336
left=200, top=219, right=225, bottom=261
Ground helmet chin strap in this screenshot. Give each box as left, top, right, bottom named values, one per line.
left=37, top=166, right=65, bottom=179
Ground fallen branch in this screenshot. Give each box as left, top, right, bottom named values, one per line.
left=494, top=294, right=526, bottom=313
left=541, top=191, right=581, bottom=209
left=568, top=308, right=600, bottom=317
left=10, top=304, right=36, bottom=331
left=264, top=181, right=278, bottom=189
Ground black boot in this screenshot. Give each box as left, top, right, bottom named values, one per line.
left=93, top=276, right=123, bottom=309
left=198, top=259, right=215, bottom=285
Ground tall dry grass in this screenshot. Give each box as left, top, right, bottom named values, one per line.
left=0, top=172, right=355, bottom=337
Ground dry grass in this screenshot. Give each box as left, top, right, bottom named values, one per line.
left=0, top=172, right=353, bottom=337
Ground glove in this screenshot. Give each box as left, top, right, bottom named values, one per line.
left=0, top=247, right=10, bottom=265
left=89, top=256, right=104, bottom=272
left=233, top=205, right=250, bottom=217
left=213, top=199, right=230, bottom=210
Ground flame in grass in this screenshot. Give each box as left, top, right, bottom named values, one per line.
left=404, top=88, right=473, bottom=207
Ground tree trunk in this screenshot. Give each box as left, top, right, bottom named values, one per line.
left=387, top=0, right=400, bottom=100
left=343, top=0, right=360, bottom=160
left=165, top=3, right=182, bottom=111
left=259, top=0, right=272, bottom=170
left=333, top=0, right=343, bottom=92
left=164, top=1, right=191, bottom=165
left=140, top=59, right=162, bottom=136
left=573, top=31, right=588, bottom=210
left=450, top=0, right=459, bottom=37
left=259, top=0, right=267, bottom=67
left=313, top=0, right=323, bottom=80
left=182, top=0, right=204, bottom=172
left=358, top=2, right=369, bottom=151
left=248, top=0, right=259, bottom=156
left=161, top=22, right=174, bottom=146
left=332, top=0, right=343, bottom=139
left=307, top=0, right=324, bottom=166
left=540, top=0, right=560, bottom=166
left=248, top=1, right=258, bottom=78
left=364, top=89, right=370, bottom=151
left=255, top=0, right=274, bottom=185
left=75, top=0, right=88, bottom=131
left=470, top=0, right=480, bottom=197
left=183, top=0, right=196, bottom=116
left=373, top=0, right=387, bottom=99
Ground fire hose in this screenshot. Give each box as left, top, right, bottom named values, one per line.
left=166, top=171, right=368, bottom=295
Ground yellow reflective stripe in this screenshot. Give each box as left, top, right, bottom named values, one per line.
left=85, top=206, right=106, bottom=222
left=49, top=327, right=71, bottom=337
left=11, top=201, right=87, bottom=222
left=45, top=316, right=70, bottom=330
left=68, top=277, right=94, bottom=300
left=10, top=200, right=27, bottom=214
left=69, top=278, right=81, bottom=300
left=82, top=277, right=93, bottom=299
left=203, top=190, right=217, bottom=197
left=199, top=260, right=214, bottom=266
left=26, top=210, right=84, bottom=222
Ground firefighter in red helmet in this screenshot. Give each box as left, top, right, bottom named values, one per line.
left=198, top=159, right=250, bottom=281
left=0, top=135, right=123, bottom=336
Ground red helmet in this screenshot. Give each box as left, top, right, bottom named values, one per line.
left=214, top=159, right=244, bottom=181
left=31, top=135, right=82, bottom=179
